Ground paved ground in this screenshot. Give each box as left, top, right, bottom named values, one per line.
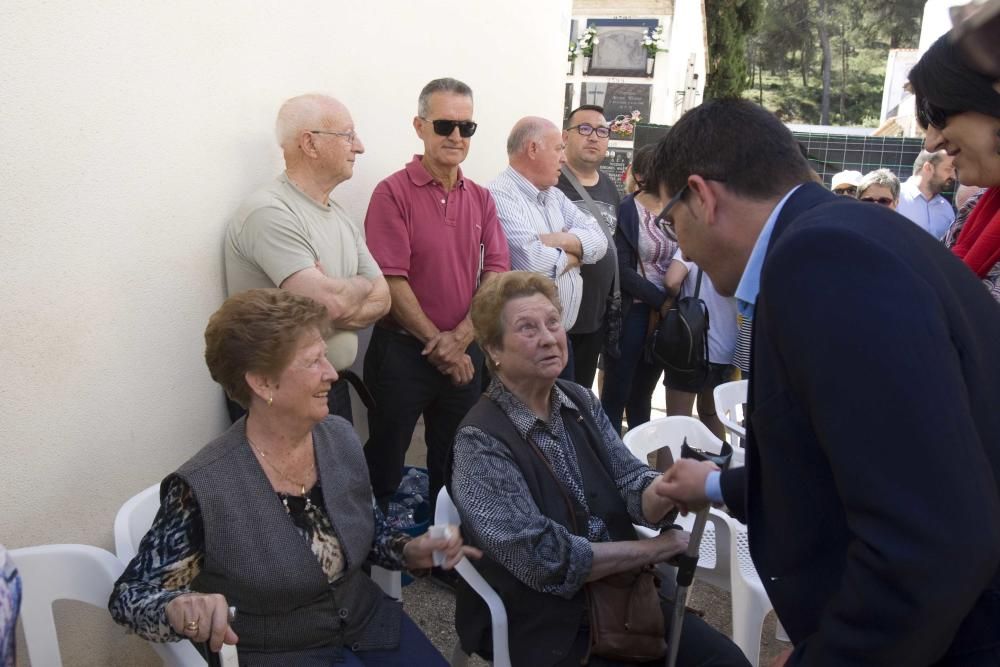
left=400, top=378, right=790, bottom=665
left=402, top=575, right=788, bottom=666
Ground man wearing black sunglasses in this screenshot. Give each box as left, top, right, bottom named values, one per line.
left=654, top=99, right=1000, bottom=667
left=363, top=79, right=510, bottom=582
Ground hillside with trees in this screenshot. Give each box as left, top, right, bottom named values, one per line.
left=705, top=0, right=925, bottom=126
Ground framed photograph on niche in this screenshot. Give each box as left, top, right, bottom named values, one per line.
left=585, top=18, right=659, bottom=78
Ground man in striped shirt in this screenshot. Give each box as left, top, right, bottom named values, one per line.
left=489, top=117, right=607, bottom=379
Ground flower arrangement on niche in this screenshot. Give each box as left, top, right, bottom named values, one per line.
left=611, top=111, right=642, bottom=138
left=577, top=27, right=599, bottom=57
left=642, top=25, right=667, bottom=58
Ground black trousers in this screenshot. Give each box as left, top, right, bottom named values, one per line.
left=363, top=327, right=483, bottom=512
left=568, top=322, right=606, bottom=389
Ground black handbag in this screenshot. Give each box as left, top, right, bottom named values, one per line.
left=648, top=268, right=710, bottom=392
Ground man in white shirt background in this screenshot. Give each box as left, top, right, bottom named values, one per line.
left=896, top=149, right=956, bottom=239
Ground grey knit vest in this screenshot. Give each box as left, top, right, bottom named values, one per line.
left=168, top=416, right=400, bottom=658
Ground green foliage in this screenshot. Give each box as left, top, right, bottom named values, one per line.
left=705, top=0, right=764, bottom=99
left=738, top=0, right=923, bottom=126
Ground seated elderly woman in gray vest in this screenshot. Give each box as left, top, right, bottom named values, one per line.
left=450, top=271, right=749, bottom=667
left=109, top=289, right=477, bottom=666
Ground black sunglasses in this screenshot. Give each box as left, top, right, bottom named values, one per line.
left=833, top=186, right=858, bottom=196
left=915, top=95, right=958, bottom=130
left=860, top=196, right=895, bottom=206
left=420, top=118, right=478, bottom=138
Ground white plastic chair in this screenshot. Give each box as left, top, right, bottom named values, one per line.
left=433, top=487, right=511, bottom=667
left=114, top=484, right=223, bottom=666
left=712, top=512, right=779, bottom=666
left=713, top=380, right=748, bottom=467
left=714, top=381, right=789, bottom=646
left=622, top=416, right=733, bottom=591
left=624, top=416, right=780, bottom=665
left=10, top=543, right=124, bottom=667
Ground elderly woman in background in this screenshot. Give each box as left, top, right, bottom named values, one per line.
left=109, top=289, right=476, bottom=666
left=857, top=168, right=901, bottom=209
left=909, top=33, right=1000, bottom=303
left=450, top=271, right=748, bottom=667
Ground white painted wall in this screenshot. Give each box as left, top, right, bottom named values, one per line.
left=0, top=1, right=570, bottom=663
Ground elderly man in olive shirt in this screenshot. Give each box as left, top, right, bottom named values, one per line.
left=224, top=93, right=390, bottom=423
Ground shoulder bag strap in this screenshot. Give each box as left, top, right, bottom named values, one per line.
left=560, top=165, right=619, bottom=298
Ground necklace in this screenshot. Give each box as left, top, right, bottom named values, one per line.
left=247, top=436, right=315, bottom=511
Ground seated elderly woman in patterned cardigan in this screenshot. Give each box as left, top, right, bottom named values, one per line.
left=449, top=271, right=749, bottom=667
left=109, top=289, right=478, bottom=666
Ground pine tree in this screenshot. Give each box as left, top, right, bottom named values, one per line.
left=704, top=0, right=764, bottom=99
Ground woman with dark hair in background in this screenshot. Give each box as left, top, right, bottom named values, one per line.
left=909, top=33, right=1000, bottom=303
left=600, top=145, right=675, bottom=435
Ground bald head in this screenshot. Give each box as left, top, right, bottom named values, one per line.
left=275, top=94, right=349, bottom=151
left=506, top=116, right=565, bottom=189
left=506, top=116, right=557, bottom=157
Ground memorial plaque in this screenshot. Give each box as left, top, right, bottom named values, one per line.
left=599, top=147, right=633, bottom=197
left=586, top=18, right=659, bottom=77
left=580, top=83, right=651, bottom=125
left=564, top=84, right=574, bottom=123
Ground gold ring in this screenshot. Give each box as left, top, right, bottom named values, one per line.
left=185, top=620, right=199, bottom=633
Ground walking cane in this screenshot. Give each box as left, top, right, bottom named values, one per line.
left=666, top=437, right=733, bottom=667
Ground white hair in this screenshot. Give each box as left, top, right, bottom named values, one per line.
left=274, top=94, right=337, bottom=150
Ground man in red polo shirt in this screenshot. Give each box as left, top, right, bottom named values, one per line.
left=363, top=79, right=509, bottom=576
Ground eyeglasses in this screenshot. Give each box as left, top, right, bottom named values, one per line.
left=833, top=186, right=857, bottom=196
left=420, top=118, right=478, bottom=138
left=309, top=129, right=358, bottom=144
left=860, top=196, right=895, bottom=206
left=654, top=184, right=689, bottom=242
left=565, top=123, right=611, bottom=139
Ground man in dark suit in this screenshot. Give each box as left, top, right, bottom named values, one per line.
left=654, top=99, right=1000, bottom=666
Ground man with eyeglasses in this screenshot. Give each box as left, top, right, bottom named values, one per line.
left=897, top=149, right=957, bottom=239
left=652, top=99, right=1000, bottom=667
left=362, top=78, right=510, bottom=563
left=223, top=93, right=389, bottom=423
left=554, top=105, right=621, bottom=389
left=490, top=117, right=608, bottom=381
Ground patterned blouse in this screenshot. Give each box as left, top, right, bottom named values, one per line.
left=108, top=476, right=410, bottom=642
left=452, top=379, right=674, bottom=599
left=635, top=197, right=677, bottom=297
left=0, top=545, right=20, bottom=667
